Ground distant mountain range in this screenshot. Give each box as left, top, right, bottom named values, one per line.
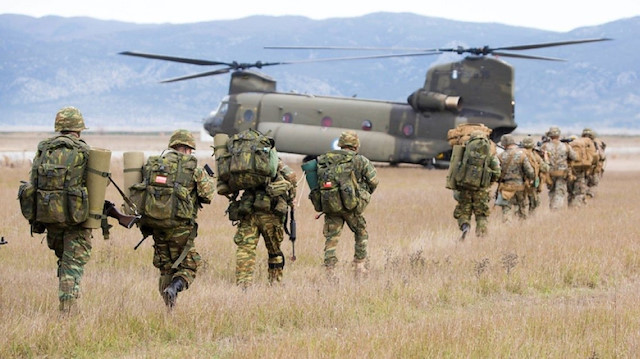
left=1, top=13, right=638, bottom=134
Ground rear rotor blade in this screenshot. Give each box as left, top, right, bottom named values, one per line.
left=492, top=38, right=612, bottom=51
left=161, top=68, right=233, bottom=83
left=491, top=52, right=565, bottom=61
left=120, top=51, right=232, bottom=66
left=277, top=51, right=442, bottom=65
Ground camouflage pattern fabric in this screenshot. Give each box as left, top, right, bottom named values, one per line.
left=522, top=148, right=548, bottom=214
left=169, top=129, right=196, bottom=150
left=323, top=212, right=368, bottom=267
left=542, top=139, right=578, bottom=210
left=234, top=211, right=285, bottom=286
left=453, top=189, right=492, bottom=237
left=498, top=148, right=534, bottom=221
left=54, top=106, right=87, bottom=132
left=587, top=137, right=606, bottom=198
left=46, top=225, right=92, bottom=311
left=568, top=168, right=589, bottom=207
left=152, top=224, right=199, bottom=297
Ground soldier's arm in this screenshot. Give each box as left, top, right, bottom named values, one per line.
left=360, top=156, right=379, bottom=194
left=523, top=155, right=535, bottom=180
left=194, top=167, right=215, bottom=204
left=490, top=155, right=501, bottom=182
left=567, top=144, right=578, bottom=161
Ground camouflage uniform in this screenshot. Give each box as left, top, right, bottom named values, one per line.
left=583, top=128, right=606, bottom=198
left=567, top=135, right=595, bottom=208
left=30, top=107, right=91, bottom=313
left=452, top=132, right=501, bottom=237
left=320, top=131, right=378, bottom=272
left=541, top=127, right=577, bottom=210
left=521, top=136, right=549, bottom=215
left=233, top=159, right=297, bottom=287
left=497, top=135, right=535, bottom=222
left=144, top=130, right=215, bottom=308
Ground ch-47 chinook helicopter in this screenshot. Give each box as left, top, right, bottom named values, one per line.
left=120, top=38, right=609, bottom=166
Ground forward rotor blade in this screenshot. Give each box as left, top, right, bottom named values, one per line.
left=120, top=51, right=232, bottom=66
left=161, top=68, right=233, bottom=83
left=277, top=52, right=442, bottom=65
left=491, top=52, right=565, bottom=61
left=492, top=38, right=612, bottom=51
left=265, top=45, right=438, bottom=52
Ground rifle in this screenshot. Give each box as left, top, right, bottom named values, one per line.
left=284, top=207, right=297, bottom=261
left=0, top=237, right=7, bottom=246
left=203, top=163, right=215, bottom=177
left=134, top=235, right=149, bottom=250
left=104, top=200, right=141, bottom=229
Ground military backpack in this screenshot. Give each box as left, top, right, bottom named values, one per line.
left=18, top=135, right=90, bottom=227
left=314, top=150, right=362, bottom=214
left=452, top=136, right=494, bottom=190
left=569, top=137, right=597, bottom=169
left=129, top=151, right=198, bottom=229
left=216, top=129, right=278, bottom=193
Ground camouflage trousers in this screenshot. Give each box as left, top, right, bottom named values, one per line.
left=569, top=170, right=588, bottom=207
left=46, top=225, right=92, bottom=309
left=323, top=212, right=368, bottom=267
left=501, top=191, right=529, bottom=222
left=586, top=171, right=602, bottom=198
left=233, top=211, right=285, bottom=286
left=525, top=188, right=541, bottom=214
left=152, top=224, right=200, bottom=299
left=548, top=176, right=568, bottom=210
left=453, top=189, right=491, bottom=236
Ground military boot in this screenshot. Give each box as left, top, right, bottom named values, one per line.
left=268, top=268, right=283, bottom=285
left=163, top=277, right=186, bottom=309
left=460, top=223, right=470, bottom=241
left=58, top=298, right=76, bottom=317
left=353, top=259, right=369, bottom=279
left=325, top=265, right=338, bottom=284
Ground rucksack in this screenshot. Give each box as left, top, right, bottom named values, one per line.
left=18, top=135, right=90, bottom=227
left=453, top=136, right=494, bottom=190
left=447, top=123, right=493, bottom=146
left=129, top=151, right=197, bottom=229
left=569, top=137, right=596, bottom=169
left=316, top=150, right=360, bottom=214
left=216, top=129, right=278, bottom=193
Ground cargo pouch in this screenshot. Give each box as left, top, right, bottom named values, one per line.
left=144, top=186, right=174, bottom=220
left=226, top=200, right=241, bottom=221
left=309, top=189, right=322, bottom=212
left=266, top=179, right=292, bottom=198
left=320, top=186, right=343, bottom=214
left=174, top=185, right=195, bottom=220
left=66, top=187, right=89, bottom=224
left=339, top=173, right=359, bottom=211
left=274, top=197, right=288, bottom=216
left=498, top=182, right=525, bottom=201
left=253, top=192, right=272, bottom=212
left=239, top=192, right=255, bottom=216
left=355, top=189, right=371, bottom=214
left=549, top=170, right=568, bottom=179
left=18, top=181, right=36, bottom=221
left=35, top=190, right=67, bottom=224
left=216, top=153, right=232, bottom=182
left=129, top=182, right=147, bottom=214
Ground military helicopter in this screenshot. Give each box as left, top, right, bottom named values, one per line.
left=120, top=38, right=609, bottom=166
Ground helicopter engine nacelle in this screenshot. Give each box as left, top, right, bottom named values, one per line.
left=407, top=90, right=462, bottom=113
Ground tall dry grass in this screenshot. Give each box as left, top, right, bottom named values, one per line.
left=1, top=134, right=640, bottom=358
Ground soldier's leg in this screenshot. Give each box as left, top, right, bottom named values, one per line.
left=257, top=213, right=285, bottom=284
left=166, top=225, right=200, bottom=288
left=233, top=216, right=260, bottom=287
left=58, top=227, right=92, bottom=312
left=453, top=190, right=473, bottom=229
left=515, top=191, right=529, bottom=220
left=549, top=177, right=568, bottom=210
left=152, top=231, right=175, bottom=303
left=473, top=190, right=491, bottom=237
left=323, top=214, right=345, bottom=268
left=570, top=172, right=588, bottom=207
left=345, top=213, right=369, bottom=264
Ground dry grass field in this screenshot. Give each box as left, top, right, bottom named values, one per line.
left=1, top=132, right=640, bottom=358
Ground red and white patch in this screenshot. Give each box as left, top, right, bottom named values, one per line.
left=322, top=181, right=332, bottom=188
left=154, top=175, right=167, bottom=184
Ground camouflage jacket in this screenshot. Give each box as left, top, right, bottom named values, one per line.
left=541, top=140, right=577, bottom=172
left=325, top=149, right=379, bottom=194
left=498, top=147, right=535, bottom=184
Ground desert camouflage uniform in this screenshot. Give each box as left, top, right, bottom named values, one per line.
left=321, top=147, right=378, bottom=269
left=521, top=136, right=549, bottom=215
left=541, top=128, right=577, bottom=210
left=234, top=159, right=297, bottom=287
left=584, top=129, right=606, bottom=198
left=30, top=107, right=92, bottom=313
left=498, top=137, right=535, bottom=222
left=144, top=131, right=215, bottom=307
left=568, top=136, right=596, bottom=208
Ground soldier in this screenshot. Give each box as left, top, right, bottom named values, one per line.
left=28, top=107, right=92, bottom=314
left=541, top=126, right=577, bottom=210
left=137, top=129, right=215, bottom=309
left=583, top=128, right=606, bottom=198
left=316, top=131, right=378, bottom=276
left=521, top=136, right=549, bottom=215
left=567, top=132, right=597, bottom=207
left=497, top=134, right=535, bottom=222
left=451, top=131, right=501, bottom=239
left=232, top=157, right=297, bottom=287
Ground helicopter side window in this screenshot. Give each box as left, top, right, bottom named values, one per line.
left=243, top=109, right=254, bottom=123
left=321, top=116, right=333, bottom=128
left=402, top=124, right=414, bottom=137
left=362, top=120, right=372, bottom=131
left=282, top=112, right=293, bottom=123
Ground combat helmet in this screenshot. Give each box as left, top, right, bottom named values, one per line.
left=521, top=136, right=535, bottom=149
left=169, top=129, right=196, bottom=150
left=547, top=126, right=561, bottom=137
left=338, top=130, right=360, bottom=150
left=582, top=128, right=595, bottom=139
left=501, top=134, right=516, bottom=147
left=54, top=106, right=87, bottom=132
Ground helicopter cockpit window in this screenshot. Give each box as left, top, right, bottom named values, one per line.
left=282, top=113, right=293, bottom=123
left=362, top=120, right=372, bottom=131
left=321, top=116, right=333, bottom=128
left=243, top=109, right=254, bottom=123
left=451, top=70, right=458, bottom=80
left=402, top=124, right=414, bottom=137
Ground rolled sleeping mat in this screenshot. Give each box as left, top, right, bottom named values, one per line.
left=82, top=148, right=112, bottom=229
left=213, top=133, right=231, bottom=195
left=123, top=151, right=145, bottom=214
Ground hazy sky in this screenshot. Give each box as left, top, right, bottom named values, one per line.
left=2, top=0, right=638, bottom=32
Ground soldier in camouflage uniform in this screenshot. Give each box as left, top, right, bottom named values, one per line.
left=141, top=130, right=215, bottom=309
left=233, top=158, right=297, bottom=287
left=497, top=134, right=535, bottom=222
left=452, top=131, right=501, bottom=238
left=583, top=128, right=606, bottom=198
left=521, top=136, right=549, bottom=215
left=320, top=131, right=378, bottom=275
left=29, top=107, right=92, bottom=314
left=541, top=126, right=577, bottom=210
